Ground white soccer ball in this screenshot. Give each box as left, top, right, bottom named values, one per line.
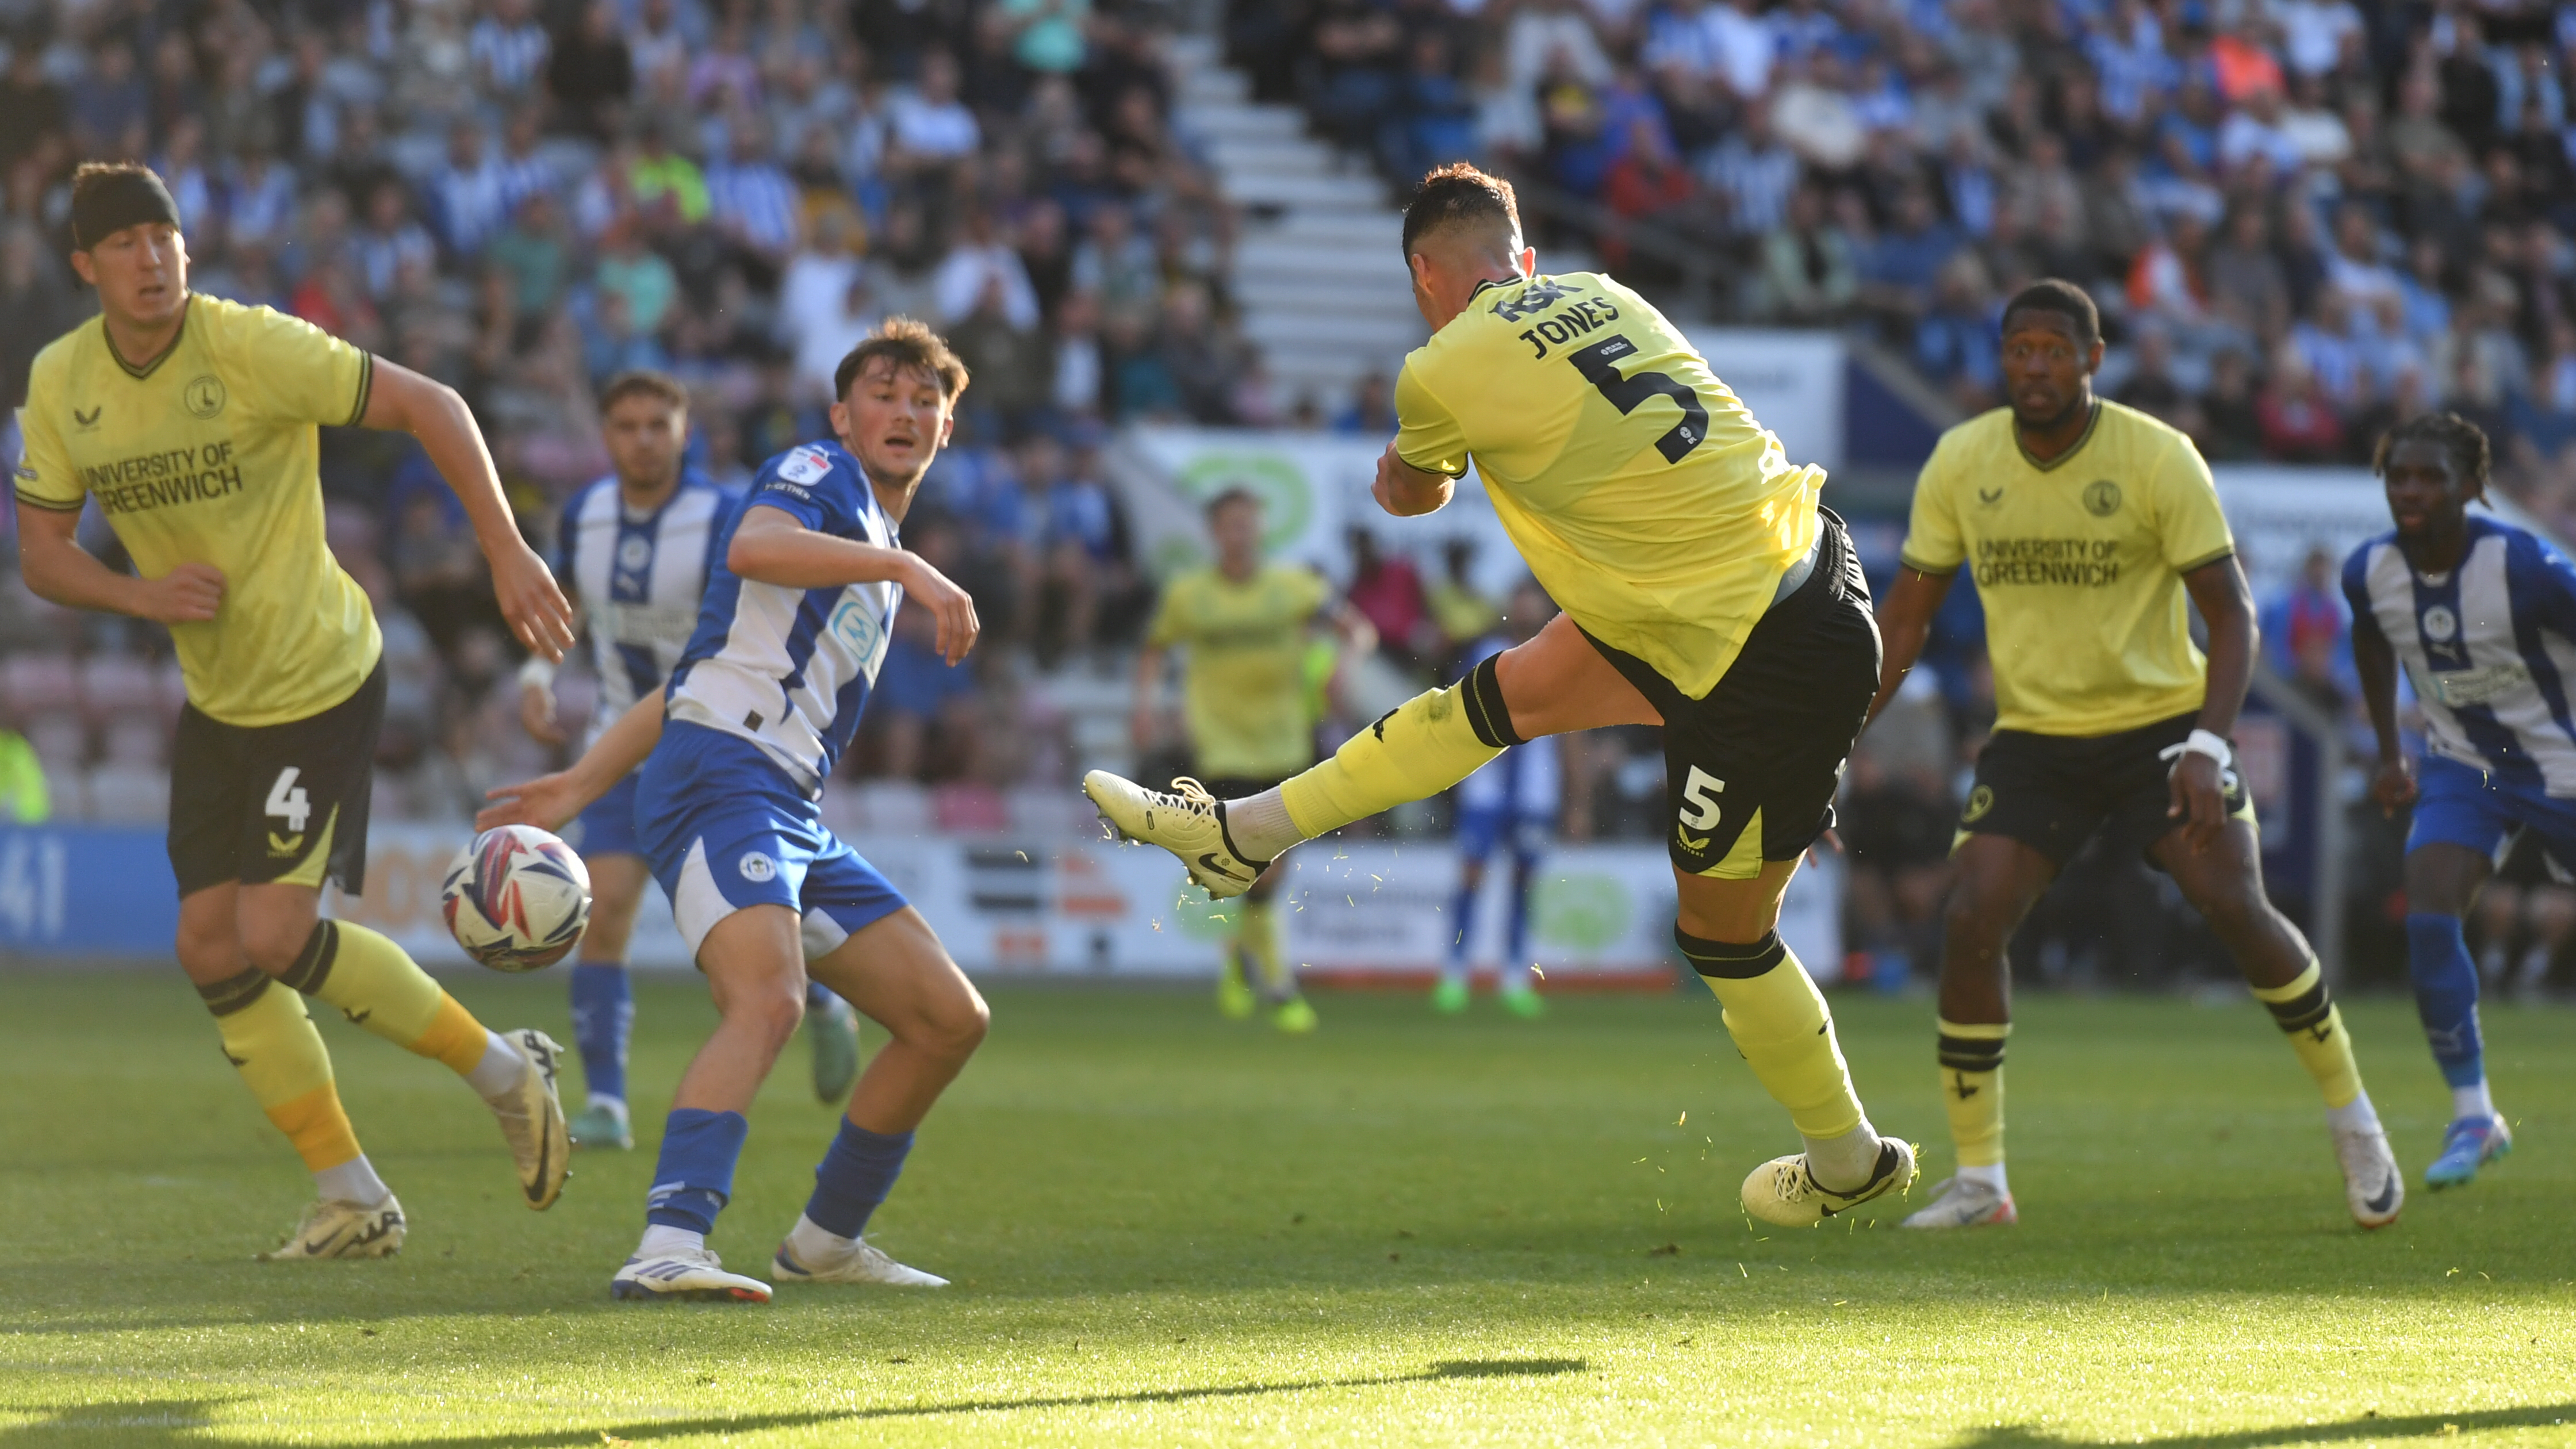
left=440, top=825, right=593, bottom=972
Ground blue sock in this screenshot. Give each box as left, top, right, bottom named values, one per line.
left=645, top=1109, right=749, bottom=1235
left=2405, top=911, right=2487, bottom=1089
left=1447, top=877, right=1475, bottom=976
left=803, top=1118, right=914, bottom=1239
left=568, top=963, right=634, bottom=1105
left=1505, top=854, right=1537, bottom=972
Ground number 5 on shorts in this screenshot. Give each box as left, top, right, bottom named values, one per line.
left=1678, top=766, right=1725, bottom=830
left=266, top=767, right=312, bottom=833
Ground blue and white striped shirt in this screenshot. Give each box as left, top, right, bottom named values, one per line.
left=706, top=159, right=801, bottom=255
left=668, top=440, right=903, bottom=794
left=2345, top=515, right=2576, bottom=795
left=558, top=469, right=737, bottom=749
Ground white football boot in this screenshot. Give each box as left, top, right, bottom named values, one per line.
left=1082, top=772, right=1268, bottom=899
left=488, top=1028, right=571, bottom=1210
left=1741, top=1137, right=1919, bottom=1226
left=260, top=1194, right=407, bottom=1260
left=772, top=1219, right=950, bottom=1286
left=2333, top=1122, right=2405, bottom=1228
left=1899, top=1176, right=2018, bottom=1229
left=610, top=1245, right=774, bottom=1302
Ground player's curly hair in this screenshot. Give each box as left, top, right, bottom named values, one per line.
left=834, top=316, right=969, bottom=401
left=1401, top=162, right=1520, bottom=259
left=2372, top=411, right=2491, bottom=496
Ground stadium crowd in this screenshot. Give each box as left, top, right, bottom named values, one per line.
left=1237, top=0, right=2576, bottom=513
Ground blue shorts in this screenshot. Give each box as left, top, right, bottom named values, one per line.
left=635, top=720, right=908, bottom=962
left=2409, top=753, right=2576, bottom=875
left=1456, top=805, right=1554, bottom=864
left=566, top=772, right=644, bottom=858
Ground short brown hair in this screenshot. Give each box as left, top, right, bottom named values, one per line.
left=72, top=160, right=159, bottom=205
left=834, top=316, right=969, bottom=402
left=598, top=369, right=689, bottom=416
left=1401, top=162, right=1520, bottom=259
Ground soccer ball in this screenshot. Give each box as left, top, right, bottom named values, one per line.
left=441, top=825, right=593, bottom=972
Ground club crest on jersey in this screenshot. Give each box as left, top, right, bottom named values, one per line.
left=777, top=446, right=833, bottom=485
left=739, top=852, right=779, bottom=883
left=2082, top=480, right=2122, bottom=516
left=183, top=375, right=227, bottom=419
left=2421, top=604, right=2459, bottom=643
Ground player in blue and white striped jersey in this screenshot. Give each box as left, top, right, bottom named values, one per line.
left=481, top=321, right=988, bottom=1302
left=1435, top=580, right=1561, bottom=1019
left=2347, top=412, right=2573, bottom=1190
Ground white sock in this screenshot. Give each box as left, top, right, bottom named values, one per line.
left=638, top=1224, right=704, bottom=1258
left=785, top=1212, right=856, bottom=1261
left=1224, top=789, right=1304, bottom=861
left=2452, top=1081, right=2496, bottom=1121
left=1804, top=1118, right=1883, bottom=1192
left=313, top=1155, right=392, bottom=1207
left=587, top=1094, right=630, bottom=1121
left=2326, top=1088, right=2382, bottom=1134
left=465, top=1030, right=526, bottom=1101
left=1957, top=1162, right=2009, bottom=1195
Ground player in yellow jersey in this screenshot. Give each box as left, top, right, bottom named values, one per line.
left=1132, top=487, right=1376, bottom=1033
left=11, top=163, right=582, bottom=1259
left=1086, top=162, right=1916, bottom=1227
left=1867, top=279, right=2403, bottom=1231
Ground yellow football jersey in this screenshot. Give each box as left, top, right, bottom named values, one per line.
left=1902, top=400, right=2235, bottom=737
left=14, top=296, right=383, bottom=727
left=1148, top=564, right=1331, bottom=779
left=1394, top=271, right=1819, bottom=699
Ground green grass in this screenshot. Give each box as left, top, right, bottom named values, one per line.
left=1, top=970, right=2572, bottom=1447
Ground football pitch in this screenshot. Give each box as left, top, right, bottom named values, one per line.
left=2, top=970, right=2571, bottom=1447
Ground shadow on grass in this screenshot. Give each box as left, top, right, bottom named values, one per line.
left=1955, top=1401, right=2576, bottom=1447
left=0, top=1359, right=1590, bottom=1445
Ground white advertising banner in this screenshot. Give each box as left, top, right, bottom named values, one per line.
left=1691, top=327, right=1847, bottom=473
left=329, top=824, right=1841, bottom=985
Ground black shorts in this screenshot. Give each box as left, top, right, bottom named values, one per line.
left=1958, top=711, right=2255, bottom=867
left=1582, top=508, right=1881, bottom=877
left=168, top=662, right=385, bottom=898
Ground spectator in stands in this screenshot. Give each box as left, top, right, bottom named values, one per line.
left=707, top=116, right=801, bottom=283
left=1346, top=527, right=1435, bottom=673
left=1754, top=182, right=1857, bottom=323
left=2255, top=344, right=2345, bottom=462
left=547, top=0, right=635, bottom=140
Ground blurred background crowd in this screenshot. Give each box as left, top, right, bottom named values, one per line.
left=0, top=0, right=2571, bottom=991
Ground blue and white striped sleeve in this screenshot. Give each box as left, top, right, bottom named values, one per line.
left=2341, top=540, right=2384, bottom=646
left=2504, top=528, right=2576, bottom=645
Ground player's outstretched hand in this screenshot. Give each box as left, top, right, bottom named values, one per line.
left=519, top=680, right=566, bottom=745
left=480, top=772, right=582, bottom=833
left=2165, top=752, right=2226, bottom=853
left=136, top=562, right=225, bottom=623
left=489, top=537, right=578, bottom=664
left=902, top=554, right=981, bottom=665
left=2370, top=756, right=2418, bottom=816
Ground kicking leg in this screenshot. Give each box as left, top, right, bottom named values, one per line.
left=1671, top=860, right=1915, bottom=1225
left=1087, top=614, right=1655, bottom=894
left=2401, top=842, right=2514, bottom=1189
left=178, top=886, right=402, bottom=1258
left=240, top=883, right=569, bottom=1211
left=777, top=906, right=988, bottom=1286
left=2160, top=823, right=2402, bottom=1225
left=567, top=853, right=650, bottom=1149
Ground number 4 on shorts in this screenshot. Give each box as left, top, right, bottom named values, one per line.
left=266, top=767, right=312, bottom=833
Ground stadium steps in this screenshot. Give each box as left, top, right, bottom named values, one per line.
left=1168, top=34, right=1426, bottom=408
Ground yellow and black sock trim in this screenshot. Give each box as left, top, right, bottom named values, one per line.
left=1937, top=1023, right=2008, bottom=1073
left=278, top=920, right=340, bottom=995
left=2259, top=973, right=2334, bottom=1036
left=1675, top=926, right=1787, bottom=979
left=1461, top=655, right=1523, bottom=749
left=196, top=966, right=275, bottom=1017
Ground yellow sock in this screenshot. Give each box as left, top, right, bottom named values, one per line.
left=1936, top=1018, right=2009, bottom=1167
left=2251, top=959, right=2363, bottom=1109
left=1239, top=899, right=1294, bottom=999
left=281, top=920, right=493, bottom=1075
left=199, top=968, right=363, bottom=1171
left=1676, top=929, right=1863, bottom=1139
left=1280, top=677, right=1509, bottom=839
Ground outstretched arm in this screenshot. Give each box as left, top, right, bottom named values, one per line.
left=361, top=357, right=576, bottom=661
left=479, top=689, right=667, bottom=832
left=728, top=505, right=982, bottom=664
left=1865, top=565, right=1954, bottom=728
